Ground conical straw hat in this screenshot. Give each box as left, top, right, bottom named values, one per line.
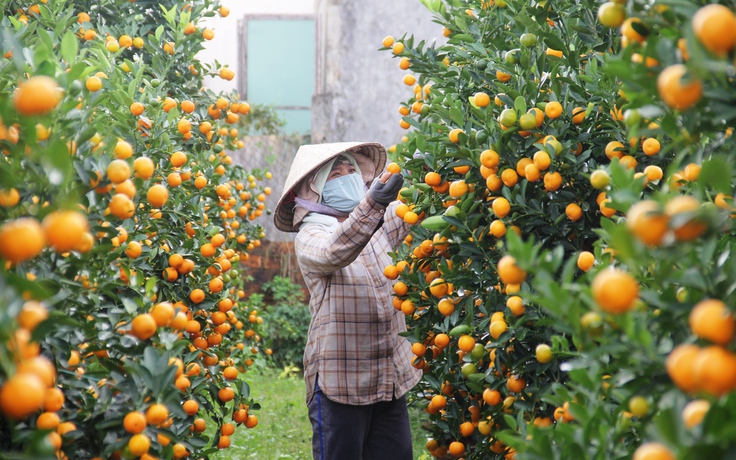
left=274, top=142, right=386, bottom=232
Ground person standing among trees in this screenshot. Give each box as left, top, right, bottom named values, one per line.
left=274, top=142, right=422, bottom=460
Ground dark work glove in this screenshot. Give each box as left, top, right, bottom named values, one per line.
left=369, top=174, right=404, bottom=206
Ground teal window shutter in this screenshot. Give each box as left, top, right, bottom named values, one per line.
left=243, top=17, right=315, bottom=135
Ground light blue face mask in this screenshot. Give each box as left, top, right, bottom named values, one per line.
left=321, top=173, right=365, bottom=212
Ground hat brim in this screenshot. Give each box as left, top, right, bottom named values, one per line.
left=274, top=142, right=387, bottom=232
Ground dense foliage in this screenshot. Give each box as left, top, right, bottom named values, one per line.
left=0, top=1, right=275, bottom=458
left=258, top=276, right=310, bottom=370
left=382, top=0, right=736, bottom=458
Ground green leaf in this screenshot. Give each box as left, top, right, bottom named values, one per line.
left=66, top=61, right=89, bottom=81
left=4, top=272, right=53, bottom=300
left=41, top=139, right=73, bottom=186
left=416, top=135, right=426, bottom=153
left=652, top=406, right=680, bottom=445
left=60, top=31, right=78, bottom=65
left=402, top=115, right=422, bottom=130
left=503, top=414, right=517, bottom=431
left=568, top=368, right=596, bottom=392
left=121, top=297, right=139, bottom=314
left=514, top=96, right=527, bottom=113
left=449, top=106, right=465, bottom=126
left=539, top=32, right=566, bottom=53
left=145, top=276, right=157, bottom=296
left=637, top=105, right=665, bottom=120
left=188, top=436, right=209, bottom=448
left=160, top=4, right=177, bottom=26
left=36, top=29, right=54, bottom=62
left=698, top=157, right=733, bottom=194
left=142, top=346, right=163, bottom=374
left=238, top=379, right=251, bottom=399
left=448, top=34, right=476, bottom=44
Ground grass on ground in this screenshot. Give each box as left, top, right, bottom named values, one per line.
left=211, top=365, right=429, bottom=460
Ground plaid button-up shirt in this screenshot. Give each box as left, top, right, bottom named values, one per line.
left=295, top=195, right=422, bottom=405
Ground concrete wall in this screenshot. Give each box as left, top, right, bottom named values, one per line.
left=312, top=0, right=442, bottom=147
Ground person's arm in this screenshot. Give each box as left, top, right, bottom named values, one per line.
left=295, top=194, right=387, bottom=276
left=370, top=173, right=410, bottom=248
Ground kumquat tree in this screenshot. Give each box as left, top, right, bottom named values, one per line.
left=382, top=0, right=736, bottom=458
left=0, top=1, right=273, bottom=459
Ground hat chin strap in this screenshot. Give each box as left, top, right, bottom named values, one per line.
left=294, top=197, right=349, bottom=218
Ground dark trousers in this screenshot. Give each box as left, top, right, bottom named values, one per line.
left=307, top=383, right=413, bottom=460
